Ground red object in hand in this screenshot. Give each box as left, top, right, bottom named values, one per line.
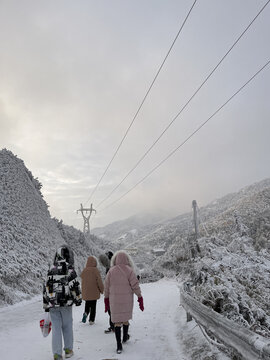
left=104, top=298, right=110, bottom=312
left=40, top=313, right=52, bottom=337
left=138, top=296, right=144, bottom=311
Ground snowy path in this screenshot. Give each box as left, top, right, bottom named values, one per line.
left=0, top=279, right=188, bottom=360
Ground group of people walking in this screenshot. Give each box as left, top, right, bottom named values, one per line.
left=43, top=245, right=144, bottom=360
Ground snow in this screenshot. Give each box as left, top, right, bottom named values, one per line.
left=1, top=149, right=270, bottom=358
left=0, top=279, right=229, bottom=360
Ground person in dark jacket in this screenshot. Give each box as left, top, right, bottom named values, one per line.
left=99, top=251, right=115, bottom=333
left=43, top=245, right=82, bottom=360
left=104, top=251, right=115, bottom=333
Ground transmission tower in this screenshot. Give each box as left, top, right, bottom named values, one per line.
left=77, top=203, right=96, bottom=234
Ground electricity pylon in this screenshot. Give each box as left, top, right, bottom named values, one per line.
left=77, top=203, right=96, bottom=235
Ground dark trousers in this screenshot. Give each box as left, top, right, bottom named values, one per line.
left=108, top=309, right=114, bottom=330
left=84, top=300, right=97, bottom=322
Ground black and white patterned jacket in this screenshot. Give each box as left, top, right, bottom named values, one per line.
left=43, top=259, right=82, bottom=310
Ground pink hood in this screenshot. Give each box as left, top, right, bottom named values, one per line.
left=111, top=250, right=135, bottom=269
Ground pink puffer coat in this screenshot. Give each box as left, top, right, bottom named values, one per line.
left=80, top=256, right=104, bottom=300
left=104, top=251, right=142, bottom=323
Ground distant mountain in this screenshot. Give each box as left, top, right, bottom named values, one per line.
left=0, top=149, right=103, bottom=306
left=92, top=212, right=167, bottom=242
left=92, top=178, right=270, bottom=253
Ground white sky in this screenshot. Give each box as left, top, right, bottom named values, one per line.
left=0, top=0, right=269, bottom=230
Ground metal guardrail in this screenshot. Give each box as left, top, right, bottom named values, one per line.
left=180, top=286, right=270, bottom=360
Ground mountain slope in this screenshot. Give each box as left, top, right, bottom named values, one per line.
left=153, top=179, right=270, bottom=343
left=92, top=179, right=270, bottom=252
left=0, top=149, right=103, bottom=306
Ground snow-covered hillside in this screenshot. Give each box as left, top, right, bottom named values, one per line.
left=0, top=149, right=104, bottom=306
left=154, top=180, right=270, bottom=344
left=93, top=179, right=270, bottom=250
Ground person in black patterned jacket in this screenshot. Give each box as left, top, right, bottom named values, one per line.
left=43, top=245, right=82, bottom=360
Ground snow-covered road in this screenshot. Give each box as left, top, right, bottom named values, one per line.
left=0, top=279, right=189, bottom=360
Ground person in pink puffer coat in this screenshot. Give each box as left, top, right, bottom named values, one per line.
left=104, top=250, right=144, bottom=354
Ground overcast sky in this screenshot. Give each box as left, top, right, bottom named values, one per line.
left=0, top=0, right=269, bottom=230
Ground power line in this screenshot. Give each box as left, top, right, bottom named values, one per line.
left=95, top=0, right=270, bottom=209
left=84, top=0, right=198, bottom=206
left=98, top=59, right=270, bottom=212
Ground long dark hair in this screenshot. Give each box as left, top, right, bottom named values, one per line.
left=54, top=245, right=74, bottom=265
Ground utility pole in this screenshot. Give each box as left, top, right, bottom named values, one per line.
left=191, top=200, right=200, bottom=257
left=192, top=200, right=199, bottom=240
left=77, top=203, right=96, bottom=235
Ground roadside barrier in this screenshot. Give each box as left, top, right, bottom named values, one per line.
left=180, top=285, right=270, bottom=360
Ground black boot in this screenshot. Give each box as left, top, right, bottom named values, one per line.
left=115, top=326, right=123, bottom=354
left=123, top=324, right=130, bottom=343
